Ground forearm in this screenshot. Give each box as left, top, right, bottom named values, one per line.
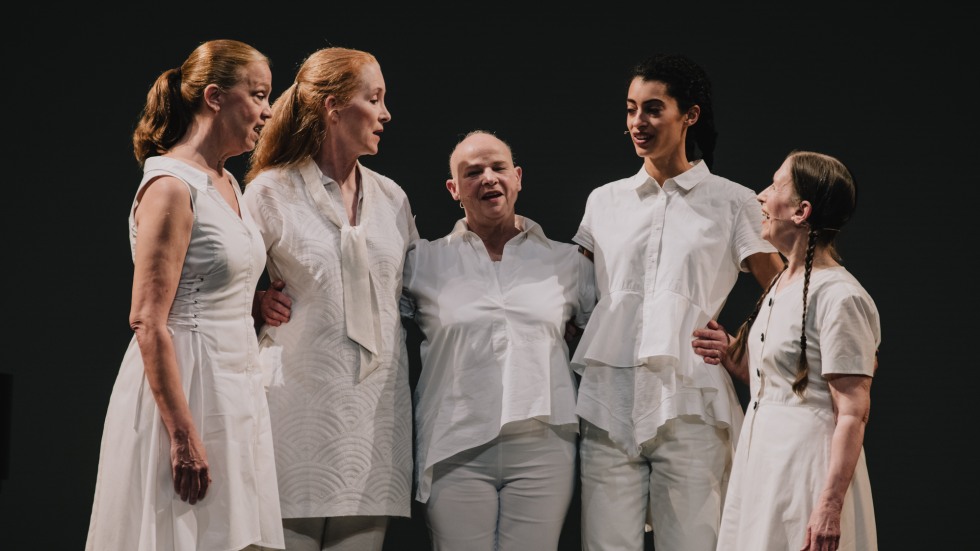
left=133, top=323, right=198, bottom=440
left=723, top=353, right=750, bottom=385
left=818, top=413, right=866, bottom=507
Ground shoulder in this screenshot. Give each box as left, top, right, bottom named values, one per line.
left=362, top=165, right=407, bottom=197
left=589, top=176, right=633, bottom=198
left=242, top=166, right=304, bottom=209
left=699, top=172, right=759, bottom=201
left=134, top=174, right=194, bottom=228
left=141, top=174, right=192, bottom=204
left=245, top=166, right=294, bottom=192
left=812, top=268, right=879, bottom=317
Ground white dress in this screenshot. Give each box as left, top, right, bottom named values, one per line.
left=717, top=267, right=880, bottom=550
left=242, top=159, right=417, bottom=518
left=86, top=157, right=284, bottom=551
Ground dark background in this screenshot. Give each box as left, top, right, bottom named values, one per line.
left=3, top=5, right=973, bottom=549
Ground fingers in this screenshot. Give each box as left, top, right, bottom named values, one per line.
left=262, top=281, right=292, bottom=326
left=173, top=460, right=210, bottom=504
left=692, top=344, right=721, bottom=364
left=196, top=467, right=210, bottom=503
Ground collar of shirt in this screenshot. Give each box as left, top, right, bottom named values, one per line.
left=447, top=215, right=553, bottom=249
left=632, top=158, right=710, bottom=199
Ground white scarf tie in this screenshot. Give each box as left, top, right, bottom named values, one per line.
left=301, top=160, right=381, bottom=382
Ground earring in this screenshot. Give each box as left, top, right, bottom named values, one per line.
left=459, top=201, right=465, bottom=210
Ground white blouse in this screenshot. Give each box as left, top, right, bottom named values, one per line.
left=401, top=216, right=596, bottom=502
left=242, top=158, right=417, bottom=518
left=571, top=160, right=777, bottom=454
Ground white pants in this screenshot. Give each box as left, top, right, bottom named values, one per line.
left=426, top=419, right=577, bottom=550
left=256, top=515, right=388, bottom=551
left=579, top=417, right=730, bottom=551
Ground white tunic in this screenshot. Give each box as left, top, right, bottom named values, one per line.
left=717, top=267, right=880, bottom=550
left=86, top=157, right=284, bottom=551
left=572, top=161, right=778, bottom=455
left=242, top=158, right=417, bottom=518
left=400, top=217, right=596, bottom=502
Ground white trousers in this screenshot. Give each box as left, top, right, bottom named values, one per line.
left=426, top=419, right=577, bottom=550
left=255, top=515, right=389, bottom=551
left=579, top=417, right=730, bottom=551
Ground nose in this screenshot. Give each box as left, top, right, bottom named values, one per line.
left=379, top=102, right=391, bottom=123
left=482, top=170, right=498, bottom=185
left=627, top=111, right=644, bottom=130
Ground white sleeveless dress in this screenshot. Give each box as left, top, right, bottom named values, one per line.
left=86, top=157, right=284, bottom=551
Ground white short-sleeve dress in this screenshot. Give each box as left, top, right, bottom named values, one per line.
left=717, top=266, right=880, bottom=550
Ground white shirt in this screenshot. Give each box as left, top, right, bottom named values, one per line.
left=401, top=216, right=596, bottom=502
left=572, top=160, right=777, bottom=455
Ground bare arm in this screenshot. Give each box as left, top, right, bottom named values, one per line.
left=692, top=320, right=749, bottom=384
left=745, top=251, right=784, bottom=289
left=801, top=373, right=872, bottom=550
left=130, top=176, right=209, bottom=504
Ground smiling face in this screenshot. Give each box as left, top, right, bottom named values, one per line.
left=758, top=156, right=805, bottom=251
left=447, top=132, right=522, bottom=229
left=329, top=62, right=390, bottom=157
left=625, top=77, right=694, bottom=163
left=218, top=60, right=272, bottom=156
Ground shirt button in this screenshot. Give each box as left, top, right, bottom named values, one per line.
left=756, top=369, right=760, bottom=377
left=760, top=333, right=765, bottom=342
left=753, top=401, right=759, bottom=410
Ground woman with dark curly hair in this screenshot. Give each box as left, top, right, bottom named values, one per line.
left=572, top=53, right=783, bottom=550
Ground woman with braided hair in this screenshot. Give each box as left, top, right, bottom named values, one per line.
left=692, top=150, right=880, bottom=550
left=572, top=52, right=783, bottom=550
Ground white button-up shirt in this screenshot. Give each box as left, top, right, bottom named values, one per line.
left=401, top=216, right=596, bottom=502
left=572, top=160, right=777, bottom=455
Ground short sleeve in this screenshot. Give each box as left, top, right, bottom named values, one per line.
left=574, top=250, right=597, bottom=328
left=732, top=191, right=776, bottom=270
left=573, top=190, right=597, bottom=252
left=819, top=291, right=881, bottom=378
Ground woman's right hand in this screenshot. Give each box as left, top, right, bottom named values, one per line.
left=170, top=430, right=210, bottom=504
left=692, top=320, right=731, bottom=366
left=259, top=279, right=292, bottom=327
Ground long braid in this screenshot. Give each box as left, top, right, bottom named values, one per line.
left=729, top=267, right=786, bottom=364
left=792, top=229, right=818, bottom=397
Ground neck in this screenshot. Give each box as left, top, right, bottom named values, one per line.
left=643, top=153, right=693, bottom=186
left=316, top=140, right=360, bottom=187
left=784, top=246, right=838, bottom=281
left=468, top=216, right=521, bottom=258
left=169, top=116, right=230, bottom=175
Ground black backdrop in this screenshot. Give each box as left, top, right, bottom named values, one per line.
left=3, top=5, right=973, bottom=549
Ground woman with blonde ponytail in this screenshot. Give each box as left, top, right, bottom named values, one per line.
left=241, top=47, right=417, bottom=551
left=693, top=150, right=881, bottom=550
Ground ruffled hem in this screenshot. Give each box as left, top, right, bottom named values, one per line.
left=576, top=361, right=744, bottom=456
left=572, top=291, right=710, bottom=378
